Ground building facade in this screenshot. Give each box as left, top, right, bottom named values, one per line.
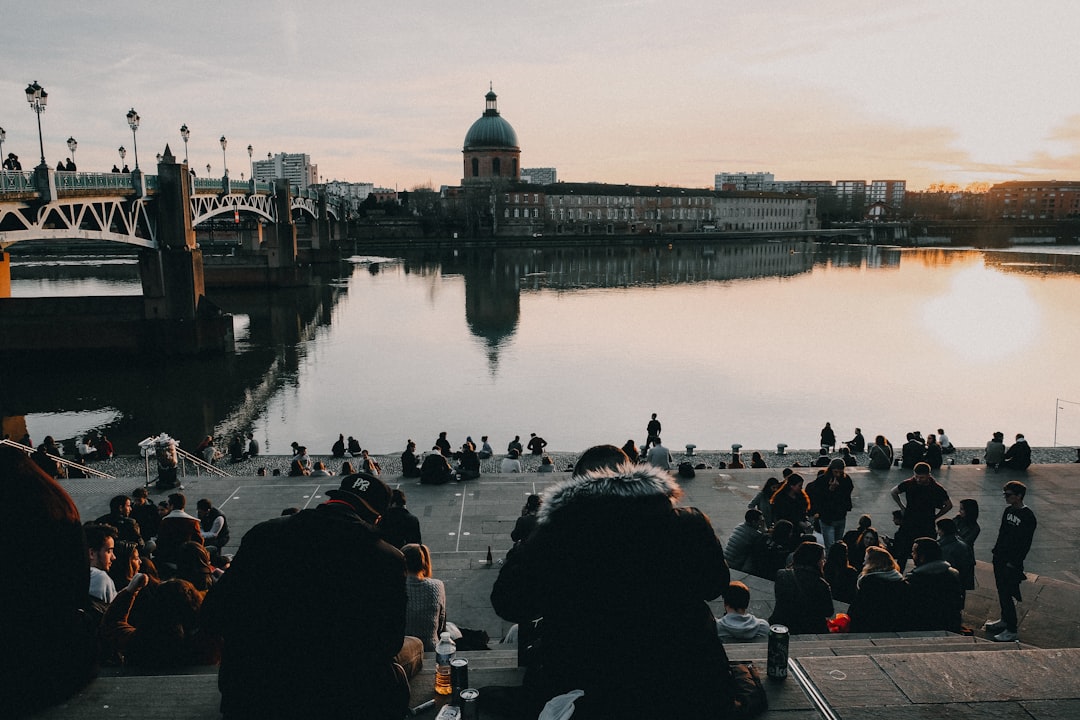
left=522, top=167, right=557, bottom=185
left=714, top=172, right=776, bottom=192
left=252, top=153, right=319, bottom=189
left=485, top=182, right=818, bottom=237
left=985, top=181, right=1080, bottom=220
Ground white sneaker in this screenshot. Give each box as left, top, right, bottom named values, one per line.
left=984, top=619, right=1006, bottom=632
left=992, top=630, right=1019, bottom=642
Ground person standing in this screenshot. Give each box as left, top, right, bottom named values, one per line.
left=889, top=462, right=952, bottom=571
left=986, top=481, right=1037, bottom=642
left=646, top=413, right=662, bottom=448
left=807, top=459, right=854, bottom=550
left=820, top=422, right=836, bottom=453
left=526, top=432, right=547, bottom=456
left=246, top=432, right=259, bottom=458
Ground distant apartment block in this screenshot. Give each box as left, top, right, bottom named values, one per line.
left=714, top=174, right=907, bottom=209
left=252, top=153, right=319, bottom=189
left=522, top=167, right=557, bottom=185
left=324, top=181, right=375, bottom=202
left=868, top=180, right=907, bottom=206
left=986, top=181, right=1080, bottom=220
left=715, top=172, right=776, bottom=191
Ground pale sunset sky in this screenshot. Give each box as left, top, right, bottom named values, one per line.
left=3, top=1, right=1078, bottom=191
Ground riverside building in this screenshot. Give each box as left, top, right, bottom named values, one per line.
left=446, top=88, right=817, bottom=237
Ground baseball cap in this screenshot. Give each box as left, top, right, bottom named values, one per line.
left=326, top=472, right=391, bottom=520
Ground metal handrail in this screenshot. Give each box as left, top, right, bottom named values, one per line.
left=175, top=446, right=232, bottom=478
left=0, top=438, right=115, bottom=479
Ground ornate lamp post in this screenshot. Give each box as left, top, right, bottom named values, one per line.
left=206, top=163, right=211, bottom=176
left=180, top=124, right=190, bottom=165
left=118, top=146, right=126, bottom=170
left=126, top=108, right=141, bottom=170
left=0, top=126, right=6, bottom=190
left=219, top=135, right=228, bottom=177
left=24, top=81, right=48, bottom=169
left=247, top=143, right=253, bottom=182
left=66, top=136, right=77, bottom=167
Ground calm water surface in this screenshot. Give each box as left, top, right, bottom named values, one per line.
left=6, top=242, right=1080, bottom=455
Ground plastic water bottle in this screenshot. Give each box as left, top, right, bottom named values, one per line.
left=434, top=631, right=456, bottom=695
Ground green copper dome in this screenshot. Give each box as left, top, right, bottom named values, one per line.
left=463, top=89, right=519, bottom=150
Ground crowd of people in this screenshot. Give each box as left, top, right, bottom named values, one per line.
left=3, top=413, right=1045, bottom=720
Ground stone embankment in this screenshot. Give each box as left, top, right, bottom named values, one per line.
left=87, top=445, right=1078, bottom=481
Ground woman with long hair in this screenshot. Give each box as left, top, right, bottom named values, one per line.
left=823, top=541, right=859, bottom=604
left=748, top=476, right=781, bottom=528
left=847, top=546, right=910, bottom=633
left=769, top=472, right=810, bottom=530
left=868, top=435, right=894, bottom=470
left=402, top=543, right=447, bottom=651
left=956, top=498, right=980, bottom=550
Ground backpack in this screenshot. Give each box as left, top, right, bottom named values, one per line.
left=678, top=461, right=696, bottom=479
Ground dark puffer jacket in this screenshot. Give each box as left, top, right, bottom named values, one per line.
left=491, top=464, right=733, bottom=719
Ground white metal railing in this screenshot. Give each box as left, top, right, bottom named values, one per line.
left=0, top=438, right=115, bottom=479
left=139, top=435, right=232, bottom=487
left=176, top=446, right=232, bottom=478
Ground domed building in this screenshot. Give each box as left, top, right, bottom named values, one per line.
left=462, top=86, right=520, bottom=184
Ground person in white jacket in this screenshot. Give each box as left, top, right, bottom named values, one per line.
left=715, top=581, right=770, bottom=642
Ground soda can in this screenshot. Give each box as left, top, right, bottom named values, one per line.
left=459, top=688, right=480, bottom=720
left=450, top=657, right=470, bottom=700
left=767, top=624, right=789, bottom=679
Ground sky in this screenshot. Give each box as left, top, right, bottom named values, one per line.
left=3, top=1, right=1079, bottom=192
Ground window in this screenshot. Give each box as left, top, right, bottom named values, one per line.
left=471, top=158, right=479, bottom=177
left=493, top=157, right=501, bottom=176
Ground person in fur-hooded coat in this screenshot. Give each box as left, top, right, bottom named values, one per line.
left=490, top=458, right=732, bottom=719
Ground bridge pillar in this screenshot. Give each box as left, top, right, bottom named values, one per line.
left=269, top=178, right=298, bottom=268
left=316, top=192, right=330, bottom=249
left=0, top=251, right=10, bottom=298
left=135, top=149, right=233, bottom=353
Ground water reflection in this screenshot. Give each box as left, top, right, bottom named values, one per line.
left=5, top=242, right=1080, bottom=453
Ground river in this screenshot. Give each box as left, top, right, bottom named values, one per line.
left=5, top=240, right=1080, bottom=456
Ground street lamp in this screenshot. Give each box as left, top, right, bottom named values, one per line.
left=206, top=163, right=211, bottom=176
left=126, top=108, right=140, bottom=170
left=247, top=144, right=253, bottom=182
left=219, top=135, right=227, bottom=177
left=180, top=124, right=190, bottom=165
left=66, top=136, right=77, bottom=167
left=0, top=126, right=6, bottom=166
left=118, top=146, right=126, bottom=170
left=24, top=81, right=48, bottom=169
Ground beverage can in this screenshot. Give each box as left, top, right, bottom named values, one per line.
left=450, top=657, right=470, bottom=699
left=459, top=688, right=480, bottom=720
left=767, top=624, right=789, bottom=679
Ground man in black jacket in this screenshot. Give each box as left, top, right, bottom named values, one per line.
left=203, top=473, right=420, bottom=720
left=986, top=481, right=1037, bottom=642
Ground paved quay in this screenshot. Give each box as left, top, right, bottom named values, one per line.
left=39, top=450, right=1080, bottom=719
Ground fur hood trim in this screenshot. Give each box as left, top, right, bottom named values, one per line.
left=537, top=462, right=680, bottom=524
